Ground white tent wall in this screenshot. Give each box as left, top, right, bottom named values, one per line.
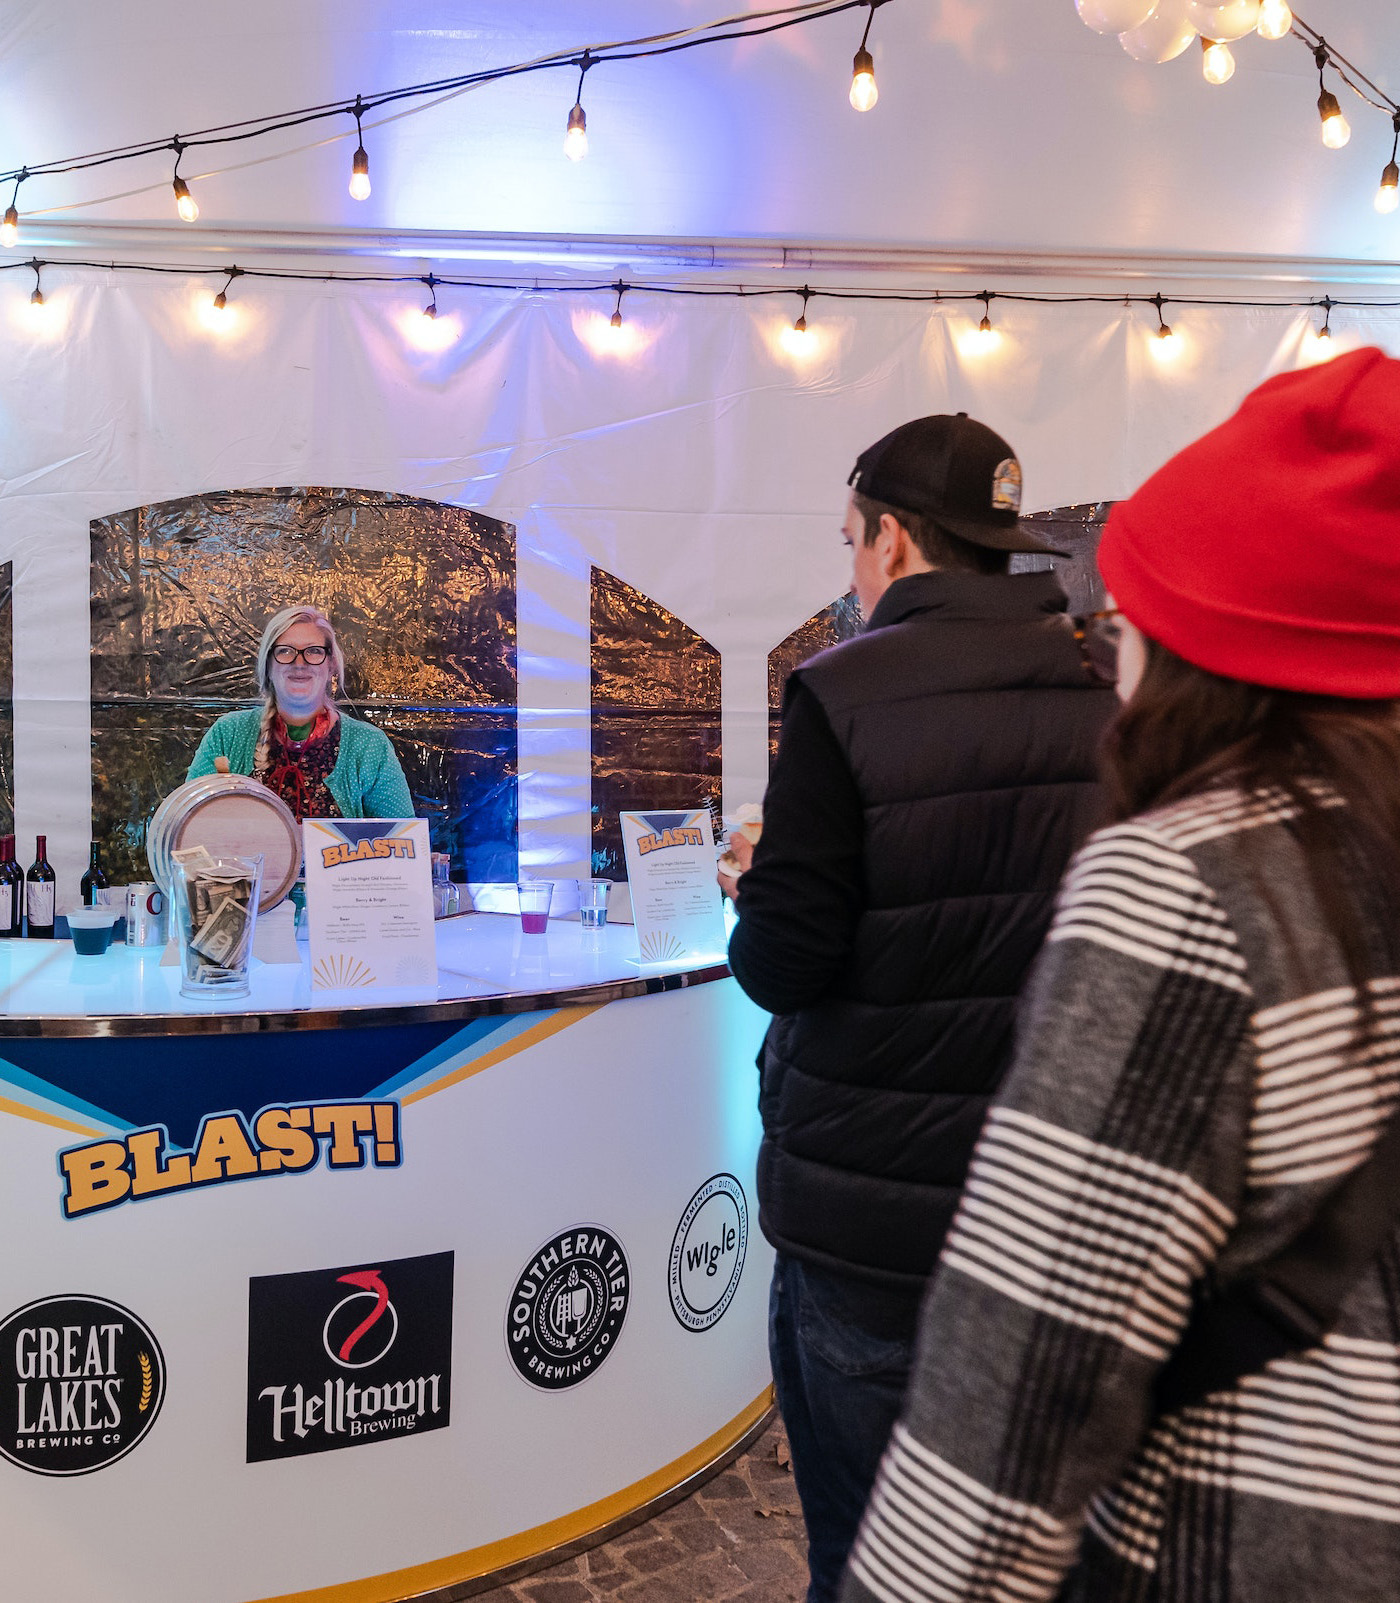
left=3, top=270, right=1397, bottom=895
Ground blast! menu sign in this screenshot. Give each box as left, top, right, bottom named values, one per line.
left=619, top=809, right=728, bottom=966
left=303, top=819, right=436, bottom=991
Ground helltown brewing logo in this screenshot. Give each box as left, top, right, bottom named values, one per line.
left=246, top=1250, right=453, bottom=1463
left=506, top=1226, right=629, bottom=1391
left=668, top=1174, right=748, bottom=1333
left=0, top=1295, right=166, bottom=1476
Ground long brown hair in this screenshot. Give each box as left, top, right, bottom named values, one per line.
left=1102, top=636, right=1400, bottom=1020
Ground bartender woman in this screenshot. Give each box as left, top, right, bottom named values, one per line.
left=187, top=605, right=413, bottom=820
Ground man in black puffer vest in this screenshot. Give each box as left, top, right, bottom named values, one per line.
left=723, top=413, right=1115, bottom=1603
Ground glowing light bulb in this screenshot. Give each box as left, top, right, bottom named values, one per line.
left=213, top=290, right=228, bottom=313
left=423, top=302, right=437, bottom=321
left=1377, top=162, right=1400, bottom=214
left=173, top=177, right=199, bottom=222
left=1318, top=91, right=1351, bottom=149
left=0, top=206, right=17, bottom=249
left=349, top=145, right=371, bottom=201
left=564, top=103, right=588, bottom=162
left=1256, top=0, right=1292, bottom=38
left=610, top=309, right=623, bottom=329
left=849, top=48, right=878, bottom=112
left=1201, top=39, right=1235, bottom=84
left=28, top=286, right=43, bottom=310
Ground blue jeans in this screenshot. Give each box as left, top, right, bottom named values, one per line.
left=768, top=1253, right=920, bottom=1603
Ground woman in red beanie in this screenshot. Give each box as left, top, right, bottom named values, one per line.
left=840, top=346, right=1400, bottom=1603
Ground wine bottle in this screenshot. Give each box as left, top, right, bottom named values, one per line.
left=25, top=834, right=56, bottom=939
left=0, top=836, right=19, bottom=938
left=79, top=840, right=109, bottom=907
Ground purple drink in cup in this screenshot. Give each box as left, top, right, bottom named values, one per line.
left=517, top=879, right=553, bottom=934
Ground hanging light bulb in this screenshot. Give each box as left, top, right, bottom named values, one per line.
left=348, top=97, right=371, bottom=200
left=849, top=3, right=879, bottom=111
left=564, top=52, right=593, bottom=161
left=850, top=48, right=878, bottom=111
left=780, top=287, right=816, bottom=356
left=1256, top=0, right=1292, bottom=40
left=172, top=177, right=198, bottom=222
left=1148, top=293, right=1180, bottom=359
left=1314, top=48, right=1350, bottom=149
left=1201, top=38, right=1236, bottom=84
left=1, top=169, right=26, bottom=250
left=27, top=259, right=43, bottom=311
left=609, top=280, right=626, bottom=330
left=1318, top=91, right=1351, bottom=149
left=564, top=103, right=588, bottom=162
left=1316, top=297, right=1333, bottom=340
left=422, top=274, right=439, bottom=320
left=210, top=265, right=240, bottom=317
left=1377, top=116, right=1400, bottom=213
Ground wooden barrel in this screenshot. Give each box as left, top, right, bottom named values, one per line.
left=146, top=775, right=301, bottom=911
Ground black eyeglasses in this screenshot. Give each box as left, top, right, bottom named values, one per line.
left=271, top=644, right=330, bottom=665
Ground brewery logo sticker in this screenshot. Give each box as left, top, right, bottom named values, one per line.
left=246, top=1250, right=453, bottom=1463
left=0, top=1294, right=166, bottom=1476
left=506, top=1226, right=629, bottom=1391
left=668, top=1174, right=749, bottom=1333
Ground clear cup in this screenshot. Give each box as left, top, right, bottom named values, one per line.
left=67, top=906, right=118, bottom=956
left=577, top=879, right=611, bottom=929
left=517, top=879, right=553, bottom=935
left=171, top=852, right=263, bottom=999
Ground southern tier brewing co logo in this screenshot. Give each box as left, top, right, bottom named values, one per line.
left=668, top=1174, right=749, bottom=1333
left=0, top=1295, right=166, bottom=1476
left=246, top=1251, right=453, bottom=1463
left=506, top=1226, right=629, bottom=1390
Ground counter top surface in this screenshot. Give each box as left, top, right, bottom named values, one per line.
left=0, top=914, right=732, bottom=1036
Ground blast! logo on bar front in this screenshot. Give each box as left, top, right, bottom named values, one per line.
left=247, top=1251, right=453, bottom=1463
left=0, top=1295, right=166, bottom=1476
left=506, top=1226, right=629, bottom=1391
left=57, top=1100, right=402, bottom=1220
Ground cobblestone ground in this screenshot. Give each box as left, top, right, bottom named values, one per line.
left=468, top=1416, right=809, bottom=1603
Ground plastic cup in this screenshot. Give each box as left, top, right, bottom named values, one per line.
left=517, top=880, right=553, bottom=935
left=171, top=852, right=264, bottom=999
left=67, top=906, right=117, bottom=956
left=577, top=879, right=611, bottom=929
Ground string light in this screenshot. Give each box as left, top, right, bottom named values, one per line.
left=1, top=169, right=26, bottom=250
left=211, top=265, right=241, bottom=314
left=779, top=286, right=816, bottom=356
left=27, top=258, right=43, bottom=309
left=1377, top=113, right=1400, bottom=214
left=1314, top=45, right=1351, bottom=149
left=1153, top=293, right=1176, bottom=343
left=1316, top=296, right=1333, bottom=339
left=564, top=52, right=593, bottom=162
left=349, top=96, right=371, bottom=201
left=609, top=280, right=626, bottom=330
left=421, top=273, right=439, bottom=320
left=1201, top=38, right=1236, bottom=85
left=171, top=140, right=199, bottom=222
left=1256, top=0, right=1293, bottom=40
left=849, top=2, right=882, bottom=112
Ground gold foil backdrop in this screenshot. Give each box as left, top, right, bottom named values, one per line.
left=589, top=566, right=721, bottom=878
left=90, top=487, right=517, bottom=882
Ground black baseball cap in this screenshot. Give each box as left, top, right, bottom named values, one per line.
left=847, top=412, right=1066, bottom=556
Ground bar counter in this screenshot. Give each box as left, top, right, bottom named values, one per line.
left=0, top=914, right=774, bottom=1603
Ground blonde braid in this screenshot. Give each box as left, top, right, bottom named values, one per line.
left=252, top=695, right=277, bottom=780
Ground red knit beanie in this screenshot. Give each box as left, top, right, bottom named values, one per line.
left=1099, top=346, right=1400, bottom=697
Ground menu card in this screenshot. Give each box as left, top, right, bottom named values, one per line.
left=302, top=819, right=436, bottom=990
left=619, top=809, right=728, bottom=966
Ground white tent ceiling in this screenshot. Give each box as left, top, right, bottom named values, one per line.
left=2, top=0, right=1398, bottom=279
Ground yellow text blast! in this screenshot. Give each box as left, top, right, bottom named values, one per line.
left=58, top=1101, right=402, bottom=1219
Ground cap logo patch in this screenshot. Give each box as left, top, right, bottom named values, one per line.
left=991, top=457, right=1022, bottom=513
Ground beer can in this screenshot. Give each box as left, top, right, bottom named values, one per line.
left=124, top=882, right=167, bottom=947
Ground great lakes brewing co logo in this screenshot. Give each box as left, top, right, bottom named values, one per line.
left=506, top=1225, right=630, bottom=1390
left=246, top=1250, right=453, bottom=1463
left=668, top=1174, right=748, bottom=1333
left=0, top=1294, right=166, bottom=1475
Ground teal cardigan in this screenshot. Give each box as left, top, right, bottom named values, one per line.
left=187, top=707, right=415, bottom=819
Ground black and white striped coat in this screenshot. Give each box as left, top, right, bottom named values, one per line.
left=842, top=787, right=1400, bottom=1603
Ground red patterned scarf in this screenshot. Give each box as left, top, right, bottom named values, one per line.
left=255, top=707, right=342, bottom=822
